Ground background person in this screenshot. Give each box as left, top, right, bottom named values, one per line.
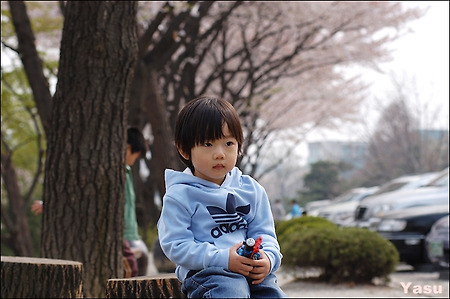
left=31, top=200, right=43, bottom=215
left=124, top=127, right=149, bottom=276
left=271, top=199, right=286, bottom=221
left=290, top=200, right=302, bottom=218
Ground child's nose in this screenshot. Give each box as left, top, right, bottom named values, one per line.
left=214, top=148, right=225, bottom=159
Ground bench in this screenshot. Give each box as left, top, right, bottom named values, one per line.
left=106, top=272, right=186, bottom=298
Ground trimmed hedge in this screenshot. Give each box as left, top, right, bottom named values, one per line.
left=276, top=216, right=399, bottom=284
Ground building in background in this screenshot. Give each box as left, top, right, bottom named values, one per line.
left=307, top=141, right=367, bottom=179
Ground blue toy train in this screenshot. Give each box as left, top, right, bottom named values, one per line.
left=237, top=236, right=263, bottom=260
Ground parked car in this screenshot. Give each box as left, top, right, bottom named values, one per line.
left=305, top=198, right=331, bottom=215
left=374, top=204, right=449, bottom=268
left=369, top=171, right=440, bottom=197
left=425, top=215, right=449, bottom=271
left=313, top=186, right=379, bottom=226
left=354, top=168, right=449, bottom=228
left=306, top=186, right=378, bottom=216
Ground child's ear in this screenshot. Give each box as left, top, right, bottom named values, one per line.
left=177, top=146, right=190, bottom=160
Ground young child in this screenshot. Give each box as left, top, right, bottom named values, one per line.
left=157, top=95, right=286, bottom=298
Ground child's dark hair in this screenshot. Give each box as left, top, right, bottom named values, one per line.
left=127, top=127, right=148, bottom=156
left=175, top=95, right=244, bottom=171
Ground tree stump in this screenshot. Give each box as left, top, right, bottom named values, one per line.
left=1, top=256, right=83, bottom=298
left=106, top=273, right=185, bottom=298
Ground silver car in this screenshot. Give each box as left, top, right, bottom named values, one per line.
left=354, top=168, right=449, bottom=229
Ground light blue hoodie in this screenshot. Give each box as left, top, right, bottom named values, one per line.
left=157, top=167, right=282, bottom=283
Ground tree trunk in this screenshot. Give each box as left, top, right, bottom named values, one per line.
left=41, top=2, right=138, bottom=297
left=8, top=1, right=53, bottom=137
left=1, top=256, right=83, bottom=298
left=105, top=273, right=185, bottom=298
left=0, top=150, right=33, bottom=257
left=5, top=0, right=51, bottom=258
left=145, top=68, right=179, bottom=196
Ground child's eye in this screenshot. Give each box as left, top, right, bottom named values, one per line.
left=226, top=141, right=235, bottom=146
left=203, top=142, right=212, bottom=147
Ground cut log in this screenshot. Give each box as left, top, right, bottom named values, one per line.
left=106, top=273, right=185, bottom=298
left=1, top=256, right=83, bottom=298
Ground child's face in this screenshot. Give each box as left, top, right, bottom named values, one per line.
left=182, top=124, right=238, bottom=185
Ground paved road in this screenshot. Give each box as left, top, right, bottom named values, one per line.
left=277, top=264, right=449, bottom=298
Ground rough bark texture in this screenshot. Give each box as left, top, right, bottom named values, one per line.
left=1, top=256, right=83, bottom=298
left=40, top=2, right=138, bottom=297
left=105, top=273, right=185, bottom=298
left=0, top=150, right=33, bottom=257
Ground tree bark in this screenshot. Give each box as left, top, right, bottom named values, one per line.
left=144, top=68, right=179, bottom=196
left=105, top=273, right=185, bottom=298
left=1, top=256, right=83, bottom=298
left=41, top=2, right=138, bottom=297
left=0, top=148, right=33, bottom=257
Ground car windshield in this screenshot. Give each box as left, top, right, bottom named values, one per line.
left=372, top=182, right=408, bottom=195
left=426, top=170, right=449, bottom=187
left=332, top=190, right=367, bottom=203
left=371, top=172, right=440, bottom=196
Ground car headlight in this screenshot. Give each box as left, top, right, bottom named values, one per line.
left=330, top=211, right=352, bottom=221
left=377, top=219, right=407, bottom=232
left=309, top=210, right=320, bottom=217
left=372, top=204, right=393, bottom=217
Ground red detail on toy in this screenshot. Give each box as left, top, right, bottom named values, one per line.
left=250, top=236, right=263, bottom=259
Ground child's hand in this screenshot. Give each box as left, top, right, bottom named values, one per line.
left=247, top=250, right=270, bottom=285
left=228, top=242, right=254, bottom=276
left=228, top=243, right=271, bottom=284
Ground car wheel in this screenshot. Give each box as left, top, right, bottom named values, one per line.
left=412, top=262, right=438, bottom=272
left=439, top=269, right=449, bottom=280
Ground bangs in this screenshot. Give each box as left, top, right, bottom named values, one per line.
left=192, top=108, right=225, bottom=145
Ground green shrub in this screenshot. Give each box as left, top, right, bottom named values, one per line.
left=276, top=216, right=337, bottom=245
left=277, top=217, right=399, bottom=284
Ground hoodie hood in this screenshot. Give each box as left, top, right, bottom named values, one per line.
left=165, top=167, right=242, bottom=191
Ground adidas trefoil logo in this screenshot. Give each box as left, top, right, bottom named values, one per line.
left=207, top=193, right=250, bottom=238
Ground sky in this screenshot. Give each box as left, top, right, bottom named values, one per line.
left=308, top=1, right=449, bottom=142
left=372, top=1, right=449, bottom=127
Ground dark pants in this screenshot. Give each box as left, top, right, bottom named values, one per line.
left=123, top=240, right=138, bottom=277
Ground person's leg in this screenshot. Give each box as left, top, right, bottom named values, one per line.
left=182, top=267, right=251, bottom=298
left=249, top=272, right=287, bottom=298
left=129, top=239, right=149, bottom=276
left=137, top=253, right=148, bottom=276
left=123, top=240, right=138, bottom=277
